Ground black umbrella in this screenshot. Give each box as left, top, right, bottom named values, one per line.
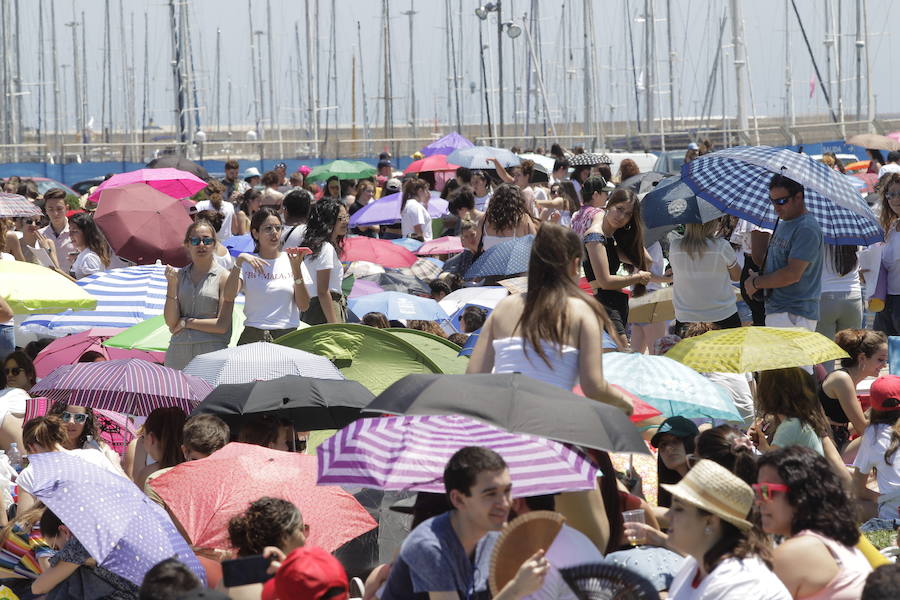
left=360, top=271, right=430, bottom=296
left=191, top=375, right=373, bottom=431
left=569, top=152, right=610, bottom=167
left=146, top=155, right=210, bottom=181
left=618, top=171, right=668, bottom=195
left=362, top=373, right=649, bottom=455
left=333, top=489, right=415, bottom=578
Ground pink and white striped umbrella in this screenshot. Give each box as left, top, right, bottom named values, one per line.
left=30, top=359, right=212, bottom=415
left=317, top=414, right=598, bottom=497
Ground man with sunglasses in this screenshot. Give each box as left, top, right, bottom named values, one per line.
left=744, top=174, right=824, bottom=332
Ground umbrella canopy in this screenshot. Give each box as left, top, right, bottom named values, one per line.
left=341, top=237, right=417, bottom=268
left=681, top=145, right=882, bottom=245
left=349, top=279, right=384, bottom=299
left=20, top=264, right=166, bottom=336
left=306, top=160, right=376, bottom=183
left=151, top=443, right=377, bottom=553
left=447, top=146, right=521, bottom=169
left=0, top=261, right=96, bottom=315
left=569, top=153, right=612, bottom=167
left=349, top=292, right=450, bottom=323
left=664, top=326, right=849, bottom=373
left=102, top=305, right=254, bottom=352
left=572, top=384, right=662, bottom=423
left=400, top=257, right=444, bottom=281
left=465, top=235, right=534, bottom=279
left=94, top=183, right=192, bottom=266
left=601, top=353, right=742, bottom=421
left=416, top=235, right=464, bottom=256
left=146, top=155, right=210, bottom=180
left=618, top=171, right=668, bottom=195
left=438, top=286, right=509, bottom=314
left=349, top=191, right=448, bottom=227
left=192, top=375, right=371, bottom=431
left=32, top=327, right=165, bottom=378
left=420, top=132, right=474, bottom=157
left=346, top=260, right=385, bottom=278
left=27, top=451, right=206, bottom=586
left=31, top=358, right=212, bottom=415
left=640, top=176, right=724, bottom=229
left=183, top=341, right=343, bottom=386
left=363, top=373, right=649, bottom=454
left=317, top=414, right=599, bottom=497
left=359, top=272, right=430, bottom=296
left=0, top=193, right=41, bottom=218
left=87, top=168, right=207, bottom=203
left=390, top=237, right=424, bottom=252
left=847, top=133, right=900, bottom=152
left=223, top=233, right=255, bottom=257
left=517, top=153, right=555, bottom=174
left=404, top=154, right=460, bottom=174
left=25, top=397, right=139, bottom=455
left=850, top=172, right=879, bottom=194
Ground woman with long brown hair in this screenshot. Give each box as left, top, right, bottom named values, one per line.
left=875, top=172, right=900, bottom=334
left=473, top=183, right=538, bottom=253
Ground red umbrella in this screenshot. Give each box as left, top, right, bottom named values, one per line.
left=852, top=172, right=879, bottom=194
left=403, top=154, right=460, bottom=174
left=341, top=237, right=417, bottom=268
left=32, top=327, right=165, bottom=378
left=151, top=443, right=377, bottom=553
left=95, top=183, right=191, bottom=266
left=416, top=235, right=465, bottom=256
left=573, top=384, right=662, bottom=423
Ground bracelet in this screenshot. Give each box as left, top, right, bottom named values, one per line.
left=752, top=276, right=760, bottom=289
left=167, top=295, right=178, bottom=301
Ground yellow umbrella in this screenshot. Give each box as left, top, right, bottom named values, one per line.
left=664, top=326, right=849, bottom=373
left=0, top=261, right=96, bottom=314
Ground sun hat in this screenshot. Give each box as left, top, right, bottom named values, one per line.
left=261, top=546, right=348, bottom=600
left=870, top=375, right=900, bottom=411
left=243, top=167, right=262, bottom=180
left=660, top=459, right=754, bottom=531
left=650, top=416, right=699, bottom=449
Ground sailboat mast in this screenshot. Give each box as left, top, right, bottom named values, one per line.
left=665, top=0, right=676, bottom=130
left=304, top=0, right=318, bottom=146
left=215, top=28, right=221, bottom=132
left=50, top=0, right=62, bottom=150
left=248, top=0, right=260, bottom=138
left=730, top=0, right=748, bottom=143
left=582, top=0, right=592, bottom=140
left=266, top=0, right=280, bottom=151
left=169, top=0, right=186, bottom=145
left=142, top=12, right=148, bottom=144
left=784, top=1, right=795, bottom=143
left=835, top=0, right=845, bottom=136
left=356, top=21, right=371, bottom=153
left=403, top=2, right=417, bottom=140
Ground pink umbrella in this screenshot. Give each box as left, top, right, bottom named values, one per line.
left=25, top=397, right=140, bottom=455
left=888, top=132, right=900, bottom=143
left=88, top=168, right=207, bottom=203
left=403, top=154, right=460, bottom=174
left=33, top=327, right=165, bottom=378
left=348, top=279, right=384, bottom=298
left=340, top=237, right=418, bottom=268
left=416, top=235, right=465, bottom=256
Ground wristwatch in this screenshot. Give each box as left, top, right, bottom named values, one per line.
left=179, top=318, right=187, bottom=330
left=294, top=277, right=305, bottom=286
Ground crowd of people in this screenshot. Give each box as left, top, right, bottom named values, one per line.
left=1, top=141, right=900, bottom=600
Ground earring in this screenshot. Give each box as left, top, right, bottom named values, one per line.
left=704, top=526, right=713, bottom=536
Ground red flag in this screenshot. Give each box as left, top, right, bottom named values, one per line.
left=809, top=76, right=816, bottom=98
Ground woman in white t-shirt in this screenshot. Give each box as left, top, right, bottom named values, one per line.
left=301, top=198, right=348, bottom=325
left=400, top=178, right=433, bottom=242
left=67, top=212, right=111, bottom=280
left=471, top=170, right=493, bottom=212
left=226, top=207, right=312, bottom=344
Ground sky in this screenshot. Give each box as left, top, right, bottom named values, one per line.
left=6, top=0, right=900, bottom=138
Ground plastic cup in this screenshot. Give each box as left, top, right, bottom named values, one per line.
left=622, top=508, right=646, bottom=545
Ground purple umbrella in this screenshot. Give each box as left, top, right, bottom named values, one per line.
left=420, top=132, right=475, bottom=157
left=349, top=279, right=385, bottom=299
left=317, top=414, right=598, bottom=497
left=350, top=191, right=448, bottom=227
left=26, top=451, right=206, bottom=586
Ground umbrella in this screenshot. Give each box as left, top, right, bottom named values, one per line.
left=346, top=260, right=385, bottom=278
left=317, top=414, right=599, bottom=497
left=401, top=257, right=444, bottom=281
left=448, top=303, right=493, bottom=333
left=94, top=183, right=192, bottom=266
left=341, top=237, right=417, bottom=268
left=560, top=563, right=661, bottom=599
left=403, top=154, right=460, bottom=174
left=32, top=327, right=165, bottom=378
left=349, top=292, right=450, bottom=323
left=517, top=153, right=555, bottom=174
left=362, top=373, right=649, bottom=454
left=663, top=326, right=849, bottom=373
left=389, top=237, right=424, bottom=252
left=0, top=193, right=41, bottom=218
left=420, top=132, right=474, bottom=157
left=846, top=133, right=900, bottom=152
left=102, top=305, right=254, bottom=352
left=306, top=160, right=376, bottom=183
left=20, top=264, right=166, bottom=336
left=852, top=172, right=879, bottom=194
left=222, top=233, right=255, bottom=257
left=146, top=155, right=209, bottom=180
left=416, top=236, right=464, bottom=255
left=87, top=168, right=207, bottom=203
left=183, top=341, right=343, bottom=386
left=681, top=145, right=882, bottom=245
left=640, top=176, right=724, bottom=232
left=438, top=286, right=508, bottom=314
left=601, top=353, right=742, bottom=421
left=349, top=191, right=448, bottom=227
left=464, top=235, right=534, bottom=279
left=618, top=171, right=668, bottom=195
left=150, top=443, right=377, bottom=553
left=0, top=261, right=96, bottom=315
left=569, top=153, right=609, bottom=167
left=360, top=272, right=430, bottom=296
left=27, top=451, right=206, bottom=587
left=349, top=279, right=384, bottom=298
left=192, top=375, right=371, bottom=431
left=30, top=358, right=213, bottom=415
left=572, top=384, right=662, bottom=423
left=446, top=146, right=521, bottom=169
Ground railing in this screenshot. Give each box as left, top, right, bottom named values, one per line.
left=57, top=139, right=323, bottom=165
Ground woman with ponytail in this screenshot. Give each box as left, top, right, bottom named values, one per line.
left=852, top=375, right=900, bottom=521
left=194, top=180, right=236, bottom=242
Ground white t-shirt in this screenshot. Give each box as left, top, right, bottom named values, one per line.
left=820, top=248, right=862, bottom=295
left=853, top=423, right=900, bottom=520
left=858, top=242, right=883, bottom=298
left=669, top=556, right=791, bottom=600
left=704, top=372, right=754, bottom=426
left=401, top=199, right=433, bottom=241
left=474, top=192, right=492, bottom=212
left=303, top=242, right=343, bottom=298
left=669, top=237, right=739, bottom=322
left=240, top=252, right=310, bottom=329
left=0, top=387, right=27, bottom=421
left=281, top=223, right=307, bottom=248
left=0, top=255, right=12, bottom=326
left=70, top=248, right=105, bottom=279
left=17, top=448, right=127, bottom=493
left=881, top=229, right=900, bottom=295
left=195, top=200, right=235, bottom=241
left=522, top=524, right=603, bottom=600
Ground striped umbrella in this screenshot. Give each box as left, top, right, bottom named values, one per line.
left=30, top=359, right=212, bottom=415
left=0, top=193, right=41, bottom=218
left=317, top=414, right=598, bottom=497
left=21, top=265, right=167, bottom=336
left=183, top=342, right=344, bottom=386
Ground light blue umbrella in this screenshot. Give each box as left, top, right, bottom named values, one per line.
left=447, top=146, right=522, bottom=169
left=641, top=176, right=725, bottom=245
left=391, top=237, right=424, bottom=252
left=601, top=352, right=742, bottom=421
left=465, top=235, right=534, bottom=279
left=349, top=291, right=450, bottom=323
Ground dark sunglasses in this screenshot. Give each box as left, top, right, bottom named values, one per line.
left=189, top=237, right=216, bottom=246
left=769, top=194, right=793, bottom=206
left=3, top=367, right=23, bottom=376
left=22, top=218, right=39, bottom=225
left=60, top=411, right=88, bottom=424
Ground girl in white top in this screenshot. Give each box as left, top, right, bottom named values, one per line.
left=66, top=212, right=111, bottom=280
left=226, top=207, right=312, bottom=344
left=400, top=178, right=433, bottom=241
left=193, top=180, right=236, bottom=241
left=852, top=376, right=900, bottom=520
left=471, top=170, right=493, bottom=211
left=301, top=198, right=348, bottom=325
left=816, top=245, right=863, bottom=343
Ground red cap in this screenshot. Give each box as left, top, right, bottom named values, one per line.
left=66, top=209, right=85, bottom=218
left=870, top=375, right=900, bottom=411
left=261, top=547, right=348, bottom=600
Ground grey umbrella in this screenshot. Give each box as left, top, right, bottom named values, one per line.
left=146, top=155, right=210, bottom=180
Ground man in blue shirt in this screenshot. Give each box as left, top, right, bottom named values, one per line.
left=744, top=174, right=824, bottom=331
left=382, top=447, right=549, bottom=600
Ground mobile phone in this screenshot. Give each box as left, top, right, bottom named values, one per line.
left=221, top=554, right=273, bottom=587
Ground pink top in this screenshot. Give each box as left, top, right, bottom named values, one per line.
left=795, top=530, right=871, bottom=600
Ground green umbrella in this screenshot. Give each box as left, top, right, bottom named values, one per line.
left=306, top=160, right=377, bottom=183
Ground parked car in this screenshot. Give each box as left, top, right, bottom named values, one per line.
left=1, top=176, right=77, bottom=197
left=71, top=177, right=107, bottom=196
left=652, top=150, right=689, bottom=175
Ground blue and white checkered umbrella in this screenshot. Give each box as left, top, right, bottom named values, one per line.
left=446, top=146, right=522, bottom=169
left=464, top=235, right=534, bottom=279
left=183, top=341, right=344, bottom=386
left=681, top=146, right=881, bottom=245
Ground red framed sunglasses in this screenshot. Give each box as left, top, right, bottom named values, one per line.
left=752, top=483, right=789, bottom=502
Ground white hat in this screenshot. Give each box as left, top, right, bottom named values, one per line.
left=687, top=142, right=700, bottom=151
left=243, top=167, right=261, bottom=180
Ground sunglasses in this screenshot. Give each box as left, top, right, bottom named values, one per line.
left=189, top=237, right=216, bottom=246
left=61, top=411, right=88, bottom=424
left=3, top=367, right=23, bottom=376
left=752, top=482, right=789, bottom=502
left=884, top=191, right=900, bottom=199
left=769, top=194, right=793, bottom=206
left=260, top=225, right=283, bottom=234
left=22, top=219, right=39, bottom=225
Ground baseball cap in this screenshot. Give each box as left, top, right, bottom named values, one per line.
left=870, top=375, right=900, bottom=411
left=650, top=416, right=700, bottom=448
left=377, top=159, right=392, bottom=170
left=384, top=178, right=402, bottom=193
left=275, top=162, right=287, bottom=170
left=261, top=547, right=348, bottom=600
left=687, top=142, right=700, bottom=151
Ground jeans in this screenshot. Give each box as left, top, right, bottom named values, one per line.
left=874, top=294, right=900, bottom=336
left=0, top=325, right=14, bottom=359
left=816, top=291, right=863, bottom=342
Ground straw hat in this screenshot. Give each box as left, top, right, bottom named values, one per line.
left=660, top=459, right=753, bottom=531
left=489, top=511, right=564, bottom=596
